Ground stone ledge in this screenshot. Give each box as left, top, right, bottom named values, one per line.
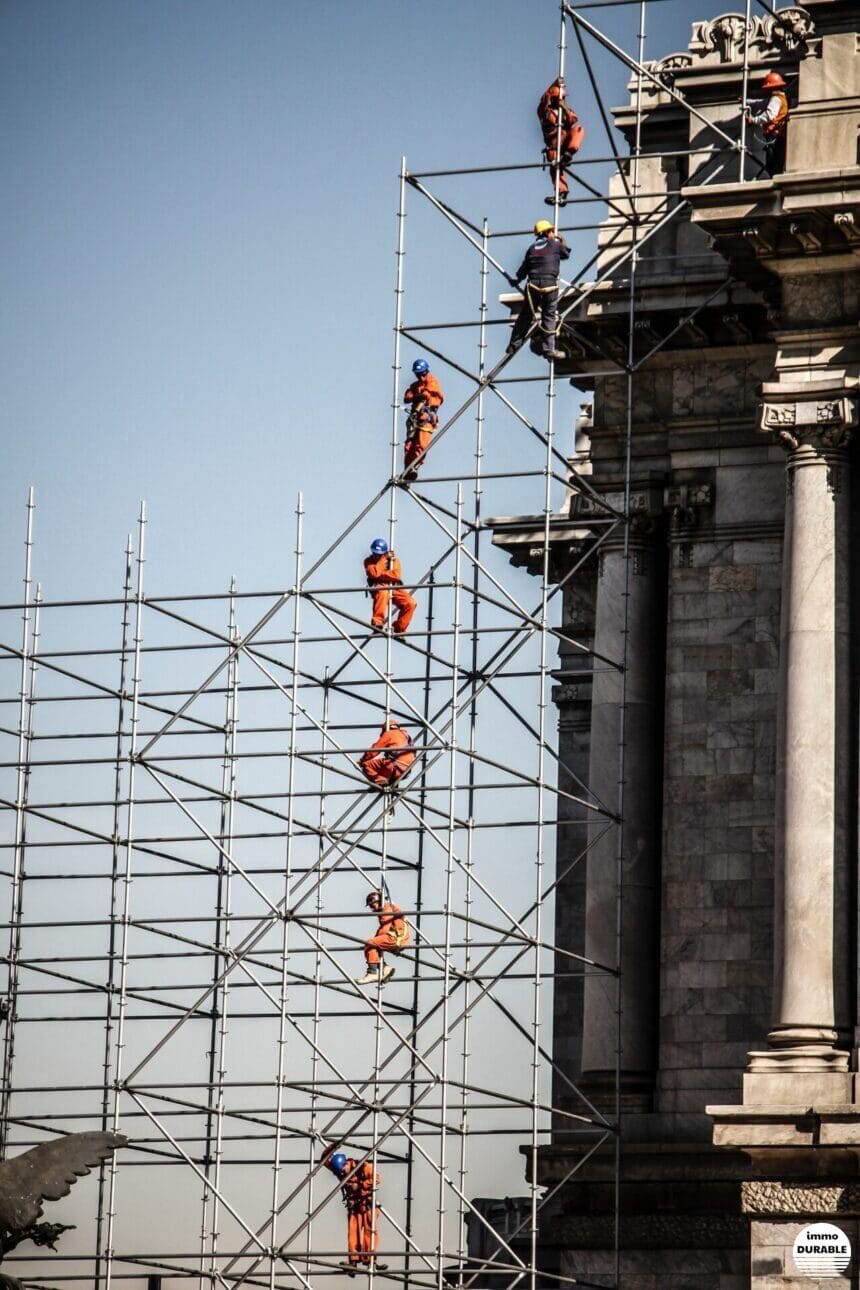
left=709, top=1101, right=860, bottom=1158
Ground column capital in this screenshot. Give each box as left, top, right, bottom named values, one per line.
left=759, top=389, right=859, bottom=454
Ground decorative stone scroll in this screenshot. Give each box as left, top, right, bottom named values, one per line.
left=833, top=212, right=860, bottom=248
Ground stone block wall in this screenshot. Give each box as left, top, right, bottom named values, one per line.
left=750, top=1218, right=859, bottom=1289
left=562, top=1245, right=748, bottom=1290
left=658, top=511, right=783, bottom=1117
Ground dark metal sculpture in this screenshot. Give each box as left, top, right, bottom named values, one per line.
left=0, top=1131, right=126, bottom=1276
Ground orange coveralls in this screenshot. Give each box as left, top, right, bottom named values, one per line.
left=403, top=373, right=445, bottom=475
left=359, top=726, right=416, bottom=787
left=364, top=551, right=417, bottom=634
left=537, top=82, right=584, bottom=200
left=324, top=1150, right=381, bottom=1266
left=364, top=901, right=411, bottom=966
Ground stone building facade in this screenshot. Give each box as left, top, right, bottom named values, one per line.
left=490, top=2, right=860, bottom=1286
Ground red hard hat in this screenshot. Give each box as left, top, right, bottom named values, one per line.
left=762, top=70, right=786, bottom=90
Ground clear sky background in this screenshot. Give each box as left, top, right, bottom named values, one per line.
left=0, top=0, right=731, bottom=604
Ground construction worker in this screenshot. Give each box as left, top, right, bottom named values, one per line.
left=359, top=721, right=416, bottom=788
left=321, top=1143, right=386, bottom=1275
left=537, top=78, right=584, bottom=207
left=356, top=890, right=411, bottom=986
left=745, top=70, right=789, bottom=177
left=506, top=221, right=570, bottom=361
left=364, top=538, right=417, bottom=635
left=403, top=358, right=444, bottom=481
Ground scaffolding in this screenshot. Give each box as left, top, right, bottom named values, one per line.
left=0, top=3, right=771, bottom=1288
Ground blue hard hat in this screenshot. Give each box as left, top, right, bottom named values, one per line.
left=412, top=358, right=430, bottom=375
left=331, top=1152, right=347, bottom=1172
left=370, top=538, right=389, bottom=555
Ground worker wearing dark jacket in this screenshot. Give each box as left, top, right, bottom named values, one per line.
left=745, top=70, right=789, bottom=177
left=364, top=538, right=417, bottom=635
left=359, top=721, right=416, bottom=788
left=321, top=1143, right=386, bottom=1275
left=506, top=221, right=570, bottom=360
left=537, top=78, right=584, bottom=206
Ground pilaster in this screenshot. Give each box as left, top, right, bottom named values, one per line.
left=579, top=520, right=664, bottom=1108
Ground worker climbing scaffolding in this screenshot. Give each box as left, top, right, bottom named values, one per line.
left=364, top=538, right=417, bottom=634
left=356, top=890, right=411, bottom=987
left=402, top=357, right=444, bottom=482
left=506, top=220, right=569, bottom=361
left=537, top=77, right=584, bottom=206
left=322, top=1144, right=387, bottom=1275
left=359, top=721, right=416, bottom=788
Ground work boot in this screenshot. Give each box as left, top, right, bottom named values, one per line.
left=356, top=968, right=380, bottom=986
left=339, top=1262, right=357, bottom=1278
left=544, top=347, right=565, bottom=361
left=372, top=1262, right=389, bottom=1271
left=370, top=621, right=385, bottom=632
left=381, top=964, right=396, bottom=983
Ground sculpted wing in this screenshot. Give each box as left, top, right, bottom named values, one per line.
left=0, top=1132, right=126, bottom=1231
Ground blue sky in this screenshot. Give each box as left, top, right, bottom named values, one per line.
left=0, top=0, right=724, bottom=603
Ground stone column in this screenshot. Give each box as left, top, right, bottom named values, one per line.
left=580, top=524, right=663, bottom=1107
left=746, top=392, right=856, bottom=1102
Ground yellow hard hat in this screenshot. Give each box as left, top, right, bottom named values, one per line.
left=534, top=219, right=553, bottom=235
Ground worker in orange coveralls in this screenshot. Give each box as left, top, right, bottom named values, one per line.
left=356, top=890, right=411, bottom=986
left=403, top=357, right=444, bottom=482
left=364, top=538, right=417, bottom=635
left=321, top=1143, right=386, bottom=1276
left=359, top=721, right=416, bottom=788
left=537, top=78, right=584, bottom=207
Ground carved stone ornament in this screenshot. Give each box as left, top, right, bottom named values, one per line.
left=655, top=7, right=813, bottom=75
left=664, top=482, right=714, bottom=531
left=833, top=212, right=860, bottom=247
left=759, top=395, right=859, bottom=451
left=759, top=6, right=813, bottom=52
left=707, top=14, right=750, bottom=62
left=653, top=53, right=692, bottom=88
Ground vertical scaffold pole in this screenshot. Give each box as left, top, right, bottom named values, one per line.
left=95, top=536, right=134, bottom=1290
left=0, top=488, right=35, bottom=1158
left=270, top=496, right=304, bottom=1290
left=305, top=667, right=331, bottom=1275
left=435, top=484, right=463, bottom=1290
left=738, top=0, right=753, bottom=180
left=455, top=217, right=490, bottom=1279
left=199, top=577, right=239, bottom=1290
left=404, top=567, right=434, bottom=1282
left=105, top=501, right=146, bottom=1290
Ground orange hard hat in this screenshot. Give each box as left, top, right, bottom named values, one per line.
left=762, top=70, right=786, bottom=89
